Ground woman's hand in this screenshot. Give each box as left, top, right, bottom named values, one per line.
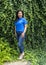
left=21, top=32, right=25, bottom=38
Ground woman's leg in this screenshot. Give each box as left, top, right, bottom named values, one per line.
left=18, top=35, right=25, bottom=59
left=18, top=35, right=25, bottom=53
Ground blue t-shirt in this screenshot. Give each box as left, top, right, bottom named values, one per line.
left=14, top=17, right=28, bottom=32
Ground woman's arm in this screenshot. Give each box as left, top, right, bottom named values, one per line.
left=21, top=24, right=28, bottom=37
left=24, top=24, right=27, bottom=34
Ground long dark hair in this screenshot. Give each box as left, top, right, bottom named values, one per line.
left=16, top=10, right=24, bottom=20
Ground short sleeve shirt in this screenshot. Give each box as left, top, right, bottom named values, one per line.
left=14, top=17, right=28, bottom=32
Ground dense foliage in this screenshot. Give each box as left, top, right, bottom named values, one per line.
left=0, top=39, right=18, bottom=65
left=0, top=38, right=46, bottom=65
left=0, top=0, right=46, bottom=65
left=0, top=0, right=46, bottom=49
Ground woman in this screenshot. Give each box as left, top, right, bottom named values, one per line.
left=14, top=10, right=28, bottom=59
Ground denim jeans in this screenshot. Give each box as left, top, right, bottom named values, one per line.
left=16, top=32, right=25, bottom=53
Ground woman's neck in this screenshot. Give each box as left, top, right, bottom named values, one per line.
left=19, top=17, right=23, bottom=19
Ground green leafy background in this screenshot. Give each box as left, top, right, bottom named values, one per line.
left=0, top=0, right=46, bottom=65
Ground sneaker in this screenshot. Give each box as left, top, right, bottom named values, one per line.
left=18, top=52, right=24, bottom=60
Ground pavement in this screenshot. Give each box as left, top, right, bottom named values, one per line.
left=4, top=60, right=31, bottom=65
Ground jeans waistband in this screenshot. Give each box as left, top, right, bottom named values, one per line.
left=16, top=31, right=23, bottom=33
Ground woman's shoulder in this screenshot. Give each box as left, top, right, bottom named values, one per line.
left=22, top=17, right=28, bottom=22
left=22, top=17, right=27, bottom=20
left=22, top=17, right=28, bottom=24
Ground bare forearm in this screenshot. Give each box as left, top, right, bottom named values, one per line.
left=23, top=24, right=27, bottom=34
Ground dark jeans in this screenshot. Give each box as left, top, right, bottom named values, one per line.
left=16, top=32, right=25, bottom=53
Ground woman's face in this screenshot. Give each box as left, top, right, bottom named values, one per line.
left=18, top=11, right=23, bottom=18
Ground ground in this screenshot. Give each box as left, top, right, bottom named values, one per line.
left=4, top=60, right=31, bottom=65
